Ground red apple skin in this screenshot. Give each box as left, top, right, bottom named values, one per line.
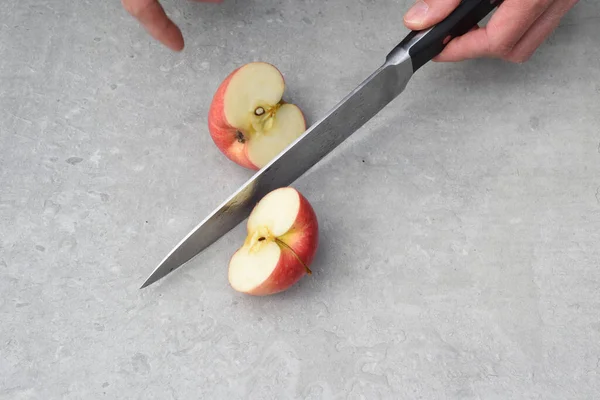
left=236, top=190, right=319, bottom=296
left=207, top=65, right=258, bottom=170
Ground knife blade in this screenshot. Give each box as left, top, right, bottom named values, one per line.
left=141, top=0, right=502, bottom=289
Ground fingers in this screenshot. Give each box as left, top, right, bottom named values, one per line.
left=122, top=0, right=184, bottom=51
left=434, top=27, right=490, bottom=62
left=484, top=0, right=553, bottom=56
left=403, top=0, right=462, bottom=30
left=504, top=0, right=580, bottom=63
left=434, top=0, right=556, bottom=62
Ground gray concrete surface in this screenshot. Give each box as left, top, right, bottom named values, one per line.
left=2, top=0, right=600, bottom=398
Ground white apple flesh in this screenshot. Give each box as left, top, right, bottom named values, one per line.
left=228, top=187, right=319, bottom=296
left=208, top=62, right=306, bottom=170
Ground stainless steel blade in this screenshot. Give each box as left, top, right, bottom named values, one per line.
left=140, top=47, right=414, bottom=289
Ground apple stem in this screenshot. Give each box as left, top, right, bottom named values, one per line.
left=274, top=238, right=312, bottom=275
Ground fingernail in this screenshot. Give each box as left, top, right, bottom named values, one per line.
left=405, top=1, right=429, bottom=24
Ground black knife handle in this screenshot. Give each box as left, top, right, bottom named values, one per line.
left=395, top=0, right=503, bottom=72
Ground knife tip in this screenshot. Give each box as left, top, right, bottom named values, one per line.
left=139, top=275, right=155, bottom=289
left=140, top=261, right=169, bottom=289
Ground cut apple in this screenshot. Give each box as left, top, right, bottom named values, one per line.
left=228, top=187, right=319, bottom=296
left=208, top=62, right=306, bottom=170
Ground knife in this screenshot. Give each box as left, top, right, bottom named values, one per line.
left=140, top=0, right=502, bottom=289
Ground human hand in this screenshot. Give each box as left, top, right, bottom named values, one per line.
left=122, top=0, right=222, bottom=51
left=403, top=0, right=579, bottom=63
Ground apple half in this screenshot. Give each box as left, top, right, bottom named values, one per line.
left=208, top=62, right=306, bottom=170
left=228, top=187, right=319, bottom=296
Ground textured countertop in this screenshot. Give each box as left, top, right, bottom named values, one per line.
left=2, top=0, right=600, bottom=398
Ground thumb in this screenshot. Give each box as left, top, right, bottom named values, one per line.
left=403, top=0, right=461, bottom=30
